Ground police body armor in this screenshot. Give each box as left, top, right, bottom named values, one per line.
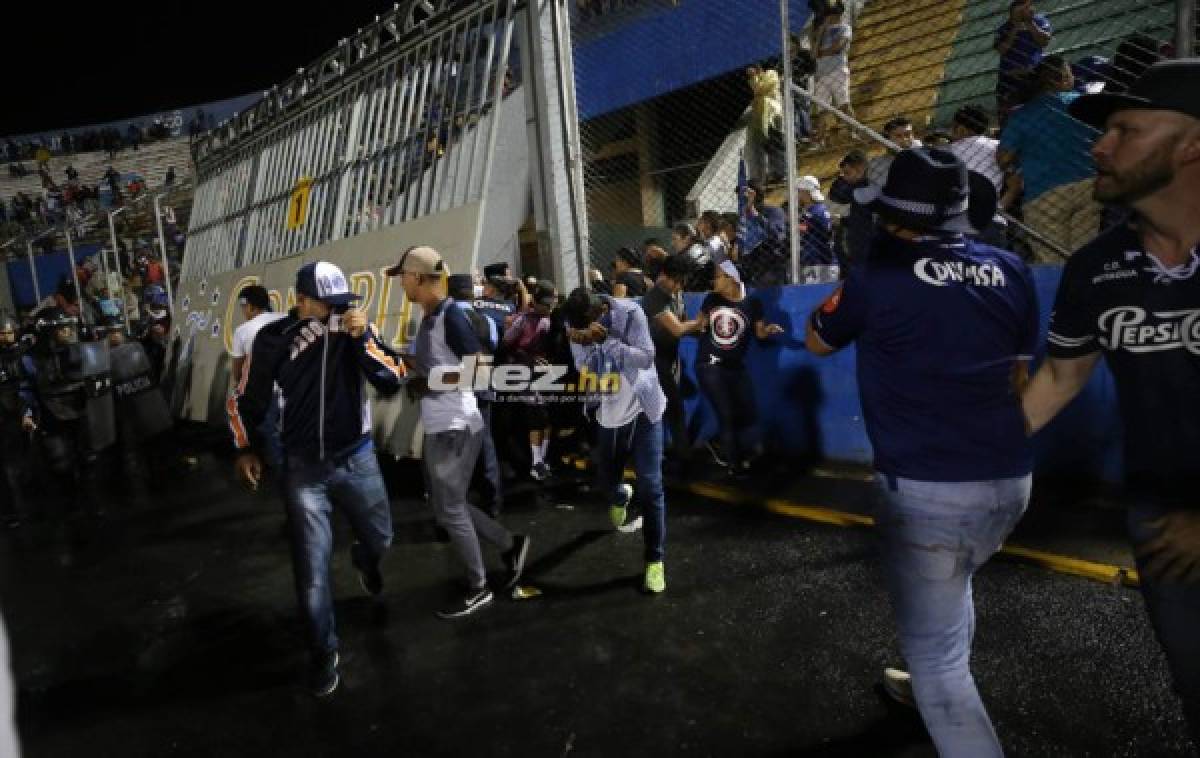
left=35, top=343, right=116, bottom=451
left=0, top=348, right=24, bottom=419
left=111, top=342, right=172, bottom=441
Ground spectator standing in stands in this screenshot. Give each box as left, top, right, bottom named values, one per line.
left=829, top=149, right=872, bottom=268
left=795, top=175, right=835, bottom=269
left=641, top=254, right=705, bottom=466
left=994, top=0, right=1052, bottom=122
left=745, top=64, right=786, bottom=184
left=1023, top=60, right=1200, bottom=745
left=740, top=181, right=790, bottom=287
left=950, top=105, right=1010, bottom=247
left=812, top=7, right=855, bottom=148
left=564, top=287, right=669, bottom=592
left=807, top=147, right=1038, bottom=757
left=611, top=246, right=649, bottom=298
left=697, top=261, right=784, bottom=476
left=998, top=55, right=1101, bottom=261
left=868, top=116, right=921, bottom=187
left=389, top=247, right=530, bottom=618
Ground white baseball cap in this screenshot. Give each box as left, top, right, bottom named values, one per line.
left=796, top=175, right=825, bottom=203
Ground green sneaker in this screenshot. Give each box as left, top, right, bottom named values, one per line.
left=609, top=483, right=633, bottom=529
left=644, top=561, right=666, bottom=594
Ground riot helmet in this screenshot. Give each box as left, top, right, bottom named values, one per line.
left=34, top=307, right=80, bottom=346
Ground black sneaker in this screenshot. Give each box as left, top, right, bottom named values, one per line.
left=502, top=534, right=531, bottom=588
left=351, top=542, right=383, bottom=597
left=436, top=586, right=494, bottom=619
left=308, top=649, right=340, bottom=697
left=529, top=461, right=551, bottom=482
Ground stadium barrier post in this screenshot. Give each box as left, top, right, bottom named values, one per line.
left=153, top=194, right=175, bottom=320
left=780, top=0, right=802, bottom=284
left=64, top=228, right=88, bottom=328
left=108, top=206, right=133, bottom=333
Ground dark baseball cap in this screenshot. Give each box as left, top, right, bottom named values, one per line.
left=1069, top=58, right=1200, bottom=128
left=295, top=262, right=360, bottom=307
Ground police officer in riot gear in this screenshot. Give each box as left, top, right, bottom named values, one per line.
left=0, top=312, right=36, bottom=528
left=26, top=307, right=116, bottom=524
left=102, top=316, right=172, bottom=498
left=138, top=284, right=172, bottom=382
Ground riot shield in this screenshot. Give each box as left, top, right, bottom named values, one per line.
left=77, top=341, right=116, bottom=452
left=111, top=343, right=173, bottom=441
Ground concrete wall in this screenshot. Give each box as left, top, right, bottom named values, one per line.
left=678, top=265, right=1124, bottom=482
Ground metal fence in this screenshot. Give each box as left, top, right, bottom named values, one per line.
left=182, top=0, right=518, bottom=282
left=566, top=0, right=1189, bottom=292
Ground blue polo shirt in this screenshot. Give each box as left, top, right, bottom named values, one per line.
left=999, top=92, right=1097, bottom=201
left=812, top=233, right=1039, bottom=482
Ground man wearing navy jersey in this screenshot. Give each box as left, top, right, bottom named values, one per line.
left=1022, top=60, right=1200, bottom=745
left=807, top=148, right=1037, bottom=757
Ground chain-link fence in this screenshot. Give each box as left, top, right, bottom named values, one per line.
left=567, top=0, right=1190, bottom=293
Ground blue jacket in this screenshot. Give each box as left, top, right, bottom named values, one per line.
left=229, top=310, right=407, bottom=462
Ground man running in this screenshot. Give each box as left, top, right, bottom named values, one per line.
left=1022, top=60, right=1200, bottom=745
left=807, top=148, right=1038, bottom=756
left=231, top=261, right=407, bottom=697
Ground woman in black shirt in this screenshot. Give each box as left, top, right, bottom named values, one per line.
left=697, top=261, right=784, bottom=475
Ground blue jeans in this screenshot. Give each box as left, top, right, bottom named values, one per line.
left=594, top=413, right=666, bottom=562
left=1128, top=503, right=1200, bottom=744
left=875, top=474, right=1031, bottom=758
left=283, top=445, right=393, bottom=655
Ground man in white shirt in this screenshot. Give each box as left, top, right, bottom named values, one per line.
left=230, top=284, right=286, bottom=468
left=949, top=105, right=1011, bottom=247
left=230, top=285, right=285, bottom=385
left=949, top=105, right=1004, bottom=191
left=812, top=8, right=856, bottom=146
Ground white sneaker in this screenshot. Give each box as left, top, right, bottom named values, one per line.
left=882, top=667, right=916, bottom=708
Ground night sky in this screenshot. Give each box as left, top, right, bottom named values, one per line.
left=2, top=2, right=397, bottom=136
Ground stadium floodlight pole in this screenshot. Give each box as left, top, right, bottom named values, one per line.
left=153, top=194, right=175, bottom=321
left=779, top=0, right=801, bottom=285
left=1177, top=0, right=1195, bottom=57
left=108, top=205, right=133, bottom=332
left=789, top=80, right=1073, bottom=260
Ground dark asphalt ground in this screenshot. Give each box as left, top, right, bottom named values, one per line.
left=0, top=450, right=1195, bottom=758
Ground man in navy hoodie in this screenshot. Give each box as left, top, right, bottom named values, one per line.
left=230, top=261, right=408, bottom=697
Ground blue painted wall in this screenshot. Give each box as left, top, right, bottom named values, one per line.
left=575, top=0, right=810, bottom=120
left=6, top=246, right=103, bottom=309
left=677, top=265, right=1124, bottom=482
